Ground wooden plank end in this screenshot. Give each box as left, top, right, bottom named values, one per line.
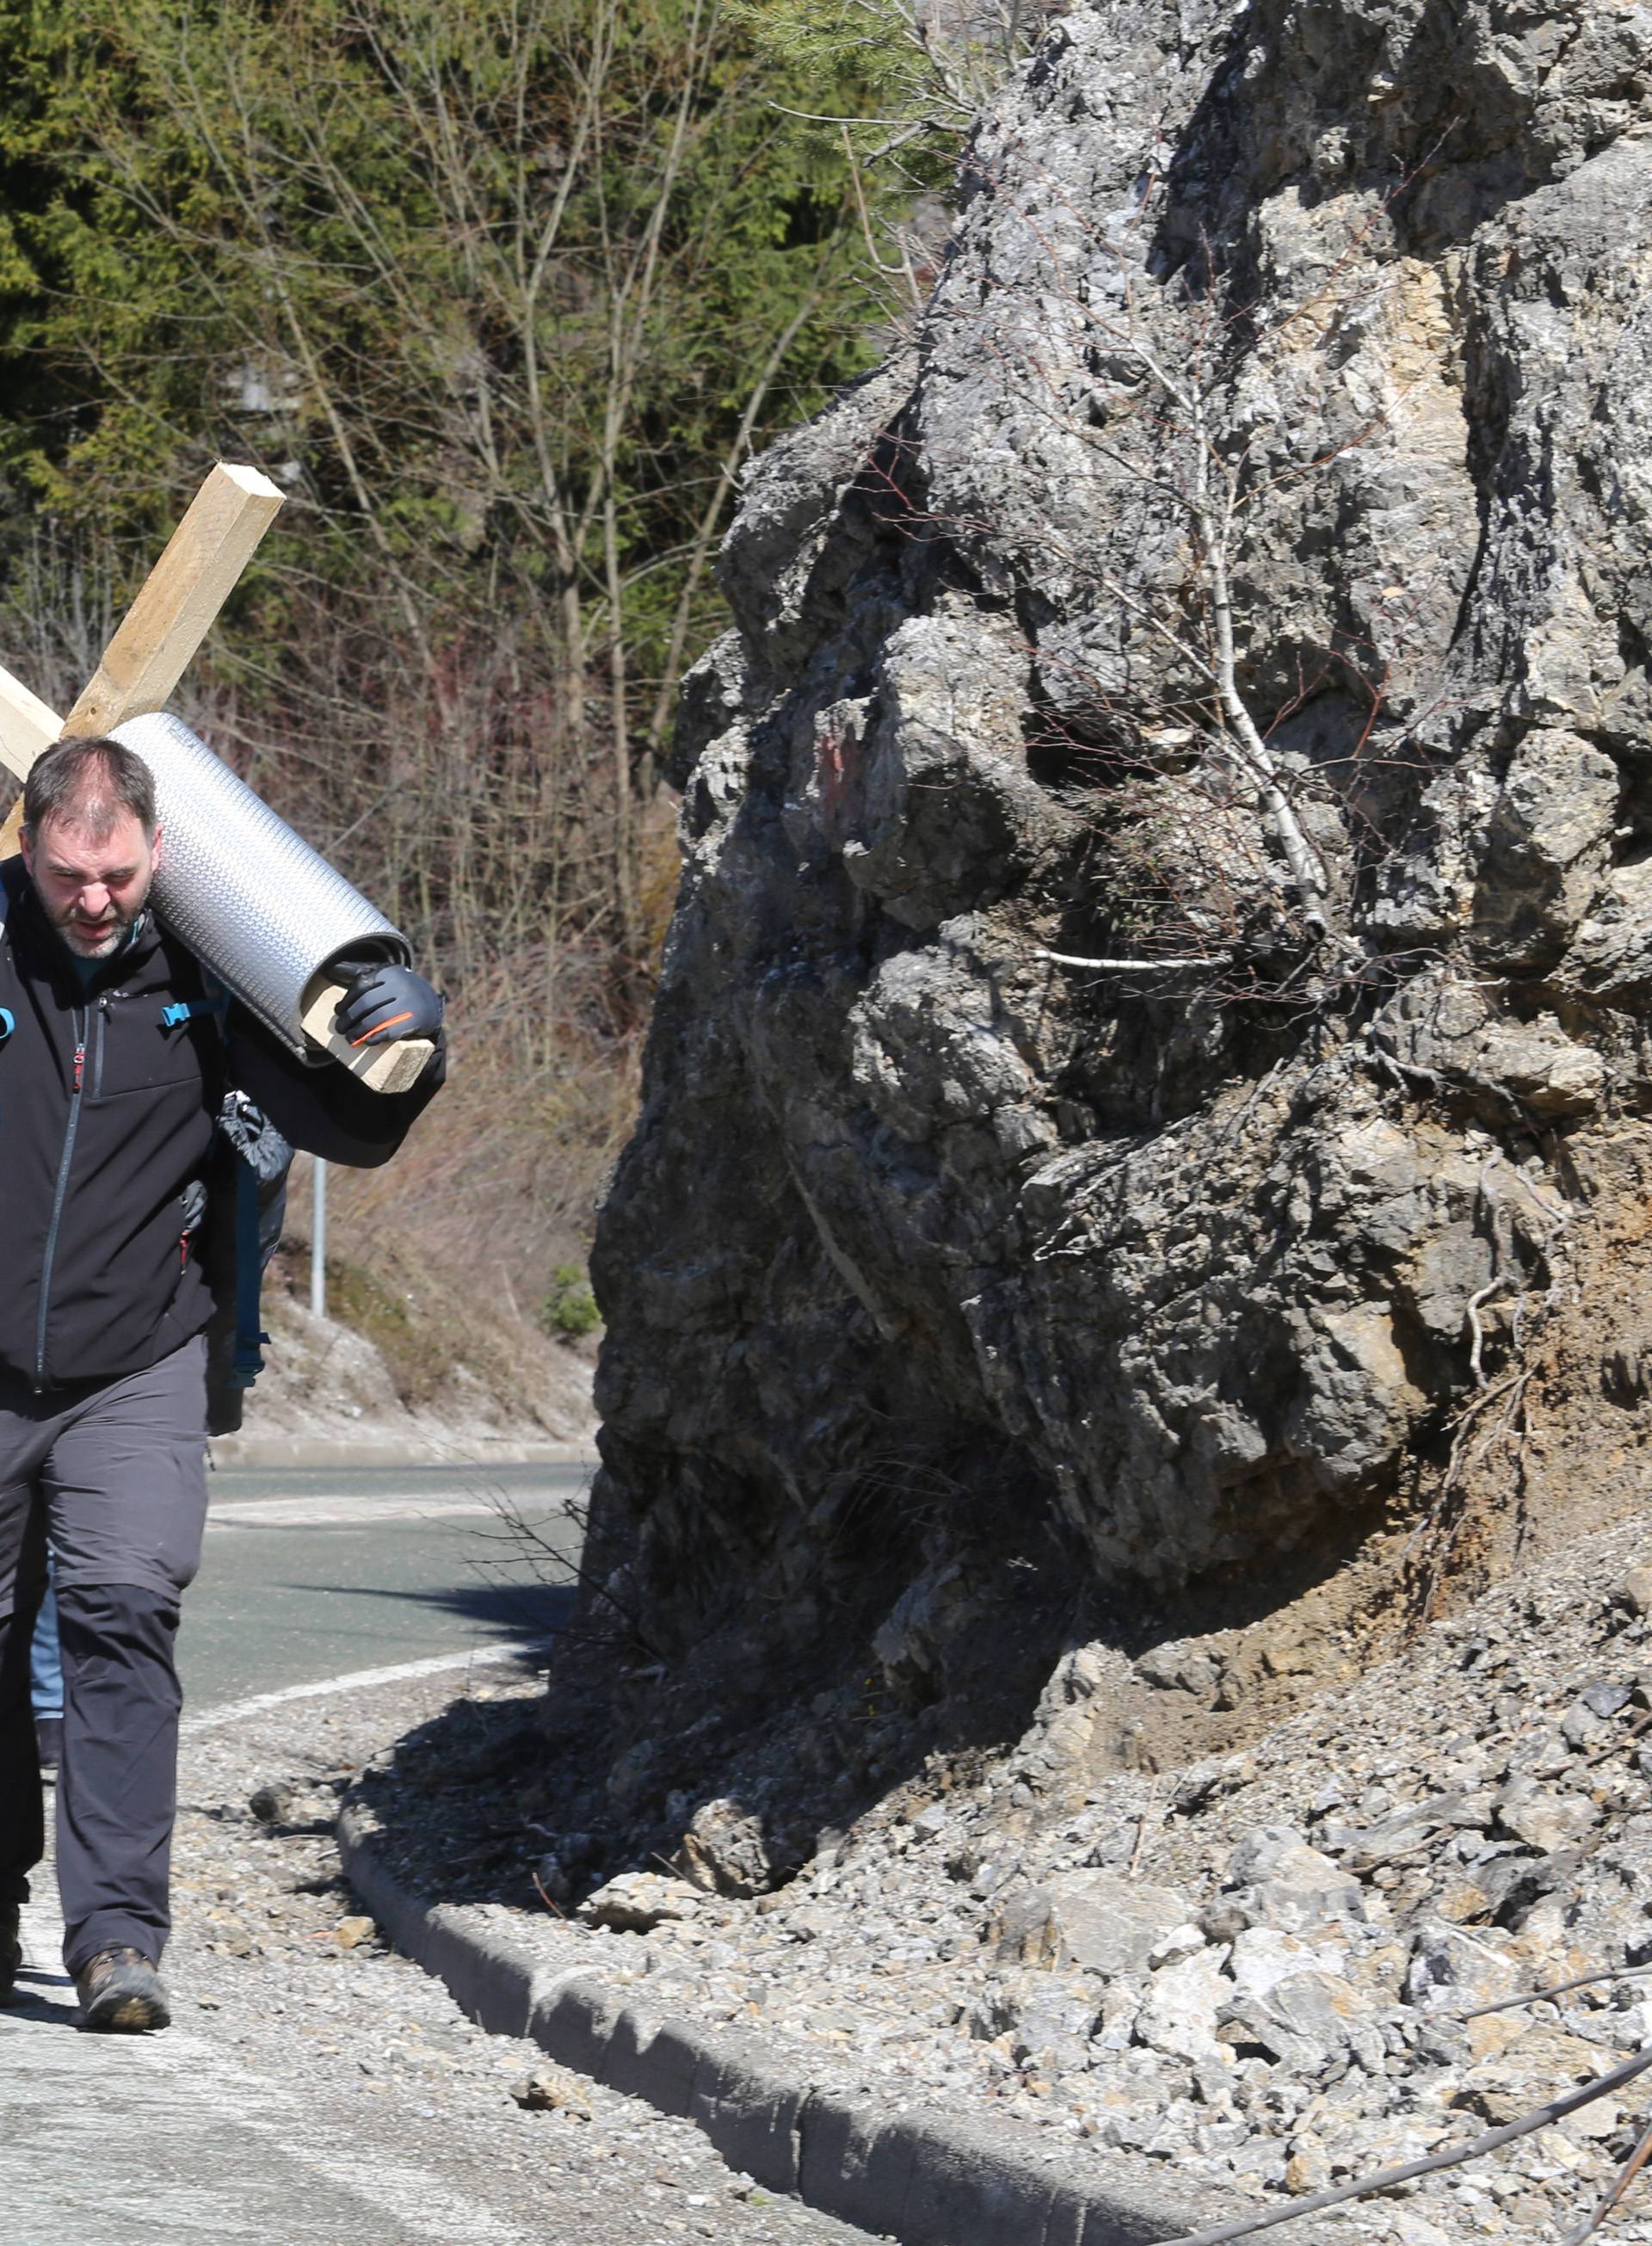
left=65, top=463, right=288, bottom=733
left=300, top=976, right=435, bottom=1095
left=213, top=461, right=286, bottom=508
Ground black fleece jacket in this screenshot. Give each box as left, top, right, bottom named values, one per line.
left=0, top=857, right=443, bottom=1389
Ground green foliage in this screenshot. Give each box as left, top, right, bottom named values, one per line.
left=540, top=1262, right=601, bottom=1339
left=727, top=0, right=1037, bottom=172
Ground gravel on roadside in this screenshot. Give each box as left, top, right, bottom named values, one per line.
left=341, top=1514, right=1652, bottom=2246
left=156, top=1661, right=879, bottom=2246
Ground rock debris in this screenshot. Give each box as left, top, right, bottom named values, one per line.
left=361, top=1515, right=1652, bottom=2246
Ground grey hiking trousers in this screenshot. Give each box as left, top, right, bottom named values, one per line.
left=0, top=1336, right=208, bottom=1978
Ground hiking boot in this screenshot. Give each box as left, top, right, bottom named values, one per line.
left=75, top=1947, right=170, bottom=2033
left=0, top=1903, right=18, bottom=2004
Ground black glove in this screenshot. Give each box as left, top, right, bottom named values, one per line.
left=333, top=962, right=444, bottom=1048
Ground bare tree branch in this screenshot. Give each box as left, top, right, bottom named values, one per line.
left=1156, top=2043, right=1652, bottom=2246
left=1464, top=1963, right=1652, bottom=2021
left=1035, top=947, right=1228, bottom=971
left=1562, top=2107, right=1652, bottom=2246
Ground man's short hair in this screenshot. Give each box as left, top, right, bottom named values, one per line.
left=22, top=737, right=157, bottom=843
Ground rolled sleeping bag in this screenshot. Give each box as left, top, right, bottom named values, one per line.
left=111, top=710, right=415, bottom=1077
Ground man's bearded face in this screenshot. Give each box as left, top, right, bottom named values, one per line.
left=22, top=806, right=163, bottom=959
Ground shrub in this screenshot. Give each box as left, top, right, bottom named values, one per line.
left=541, top=1265, right=601, bottom=1342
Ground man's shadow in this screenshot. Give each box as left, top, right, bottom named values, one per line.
left=3, top=1963, right=77, bottom=2027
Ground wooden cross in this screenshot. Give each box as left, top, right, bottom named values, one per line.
left=0, top=464, right=429, bottom=1093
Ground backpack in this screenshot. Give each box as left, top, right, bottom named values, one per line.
left=0, top=872, right=293, bottom=1434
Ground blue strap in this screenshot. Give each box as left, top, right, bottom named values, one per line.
left=162, top=997, right=228, bottom=1030
left=0, top=1008, right=12, bottom=1042
left=230, top=1153, right=270, bottom=1390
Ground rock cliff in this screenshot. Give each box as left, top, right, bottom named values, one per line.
left=586, top=0, right=1652, bottom=1769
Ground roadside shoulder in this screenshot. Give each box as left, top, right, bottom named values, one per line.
left=337, top=1798, right=1312, bottom=2246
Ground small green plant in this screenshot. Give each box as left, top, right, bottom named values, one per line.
left=540, top=1264, right=601, bottom=1341
left=729, top=0, right=1041, bottom=166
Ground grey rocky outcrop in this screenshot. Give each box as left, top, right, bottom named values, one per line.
left=589, top=2, right=1652, bottom=1673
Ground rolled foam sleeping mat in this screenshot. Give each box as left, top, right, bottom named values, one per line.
left=111, top=710, right=410, bottom=1060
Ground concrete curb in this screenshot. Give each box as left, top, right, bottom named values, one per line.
left=338, top=1807, right=1296, bottom=2246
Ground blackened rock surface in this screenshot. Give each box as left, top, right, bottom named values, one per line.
left=590, top=3, right=1652, bottom=1690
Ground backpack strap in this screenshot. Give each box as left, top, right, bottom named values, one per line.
left=161, top=997, right=228, bottom=1030
left=214, top=1088, right=293, bottom=1400
left=0, top=851, right=21, bottom=944
left=230, top=1151, right=270, bottom=1389
left=0, top=860, right=19, bottom=1048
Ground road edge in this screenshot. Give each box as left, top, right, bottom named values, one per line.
left=209, top=1435, right=597, bottom=1470
left=338, top=1806, right=1294, bottom=2246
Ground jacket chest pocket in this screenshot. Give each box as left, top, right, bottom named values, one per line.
left=89, top=995, right=213, bottom=1105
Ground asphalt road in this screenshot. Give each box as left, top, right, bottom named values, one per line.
left=185, top=1461, right=591, bottom=1709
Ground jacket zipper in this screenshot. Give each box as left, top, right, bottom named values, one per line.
left=34, top=1003, right=88, bottom=1391
left=93, top=995, right=109, bottom=1099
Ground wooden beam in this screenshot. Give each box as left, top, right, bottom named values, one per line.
left=0, top=666, right=71, bottom=784
left=64, top=463, right=284, bottom=737
left=0, top=461, right=284, bottom=855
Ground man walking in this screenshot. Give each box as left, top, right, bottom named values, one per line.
left=0, top=736, right=446, bottom=2031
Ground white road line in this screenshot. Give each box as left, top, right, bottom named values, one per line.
left=182, top=1639, right=547, bottom=1733
left=206, top=1494, right=514, bottom=1527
